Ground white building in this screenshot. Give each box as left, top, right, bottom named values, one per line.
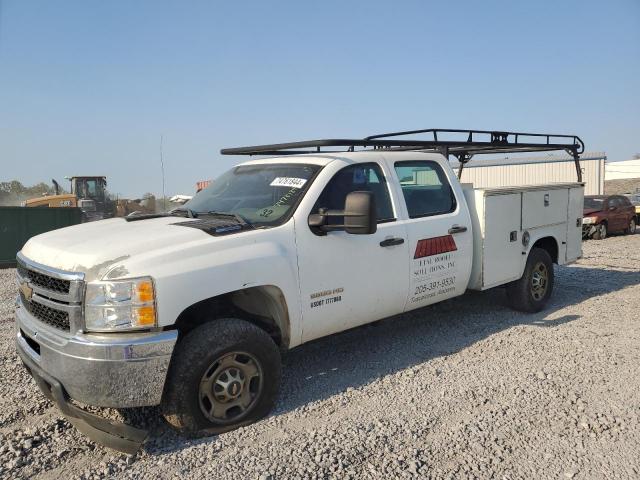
left=450, top=151, right=606, bottom=195
left=605, top=158, right=640, bottom=181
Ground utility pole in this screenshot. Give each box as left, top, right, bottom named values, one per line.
left=160, top=135, right=166, bottom=212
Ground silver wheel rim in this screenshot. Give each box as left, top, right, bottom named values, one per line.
left=631, top=219, right=636, bottom=233
left=198, top=351, right=263, bottom=424
left=599, top=224, right=607, bottom=238
left=530, top=262, right=549, bottom=301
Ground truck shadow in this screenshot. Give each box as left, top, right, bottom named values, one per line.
left=141, top=263, right=640, bottom=454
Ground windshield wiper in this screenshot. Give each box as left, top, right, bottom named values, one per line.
left=202, top=211, right=255, bottom=228
left=169, top=207, right=198, bottom=218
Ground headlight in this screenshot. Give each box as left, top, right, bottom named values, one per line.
left=84, top=277, right=156, bottom=331
left=582, top=217, right=597, bottom=225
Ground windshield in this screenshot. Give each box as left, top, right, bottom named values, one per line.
left=74, top=178, right=106, bottom=200
left=584, top=197, right=604, bottom=209
left=183, top=163, right=321, bottom=227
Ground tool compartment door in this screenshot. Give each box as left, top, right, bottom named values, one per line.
left=566, top=186, right=584, bottom=262
left=482, top=193, right=523, bottom=288
left=522, top=189, right=569, bottom=229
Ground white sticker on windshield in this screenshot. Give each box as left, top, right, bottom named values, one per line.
left=270, top=177, right=307, bottom=189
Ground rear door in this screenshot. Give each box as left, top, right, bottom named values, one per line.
left=619, top=196, right=635, bottom=228
left=389, top=159, right=473, bottom=311
left=609, top=197, right=625, bottom=230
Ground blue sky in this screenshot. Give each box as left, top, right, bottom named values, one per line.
left=1, top=0, right=638, bottom=197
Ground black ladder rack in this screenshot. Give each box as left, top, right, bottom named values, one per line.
left=221, top=128, right=585, bottom=182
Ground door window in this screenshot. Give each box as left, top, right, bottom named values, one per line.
left=618, top=196, right=631, bottom=207
left=394, top=161, right=456, bottom=218
left=313, top=163, right=394, bottom=223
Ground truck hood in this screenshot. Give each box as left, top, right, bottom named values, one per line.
left=21, top=216, right=211, bottom=281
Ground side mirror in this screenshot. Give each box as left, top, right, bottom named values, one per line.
left=307, top=191, right=377, bottom=235
left=344, top=191, right=377, bottom=235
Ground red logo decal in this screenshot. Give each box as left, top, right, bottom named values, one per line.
left=414, top=235, right=457, bottom=259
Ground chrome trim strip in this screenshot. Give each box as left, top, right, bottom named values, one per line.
left=16, top=251, right=85, bottom=282
left=32, top=293, right=80, bottom=314
left=67, top=280, right=86, bottom=303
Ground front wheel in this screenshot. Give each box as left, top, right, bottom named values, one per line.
left=161, top=318, right=281, bottom=436
left=624, top=218, right=636, bottom=235
left=592, top=222, right=607, bottom=240
left=507, top=247, right=554, bottom=313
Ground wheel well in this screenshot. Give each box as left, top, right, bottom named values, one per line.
left=172, top=286, right=290, bottom=349
left=532, top=236, right=559, bottom=264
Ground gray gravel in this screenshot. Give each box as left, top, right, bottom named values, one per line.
left=1, top=233, right=639, bottom=479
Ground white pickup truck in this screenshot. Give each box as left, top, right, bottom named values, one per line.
left=15, top=129, right=585, bottom=452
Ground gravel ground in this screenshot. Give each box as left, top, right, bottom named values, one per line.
left=1, top=234, right=639, bottom=479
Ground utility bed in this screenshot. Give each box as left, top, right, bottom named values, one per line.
left=464, top=183, right=584, bottom=290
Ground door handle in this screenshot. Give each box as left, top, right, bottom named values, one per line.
left=379, top=237, right=405, bottom=247
left=448, top=224, right=468, bottom=234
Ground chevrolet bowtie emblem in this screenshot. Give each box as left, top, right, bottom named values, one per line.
left=19, top=281, right=33, bottom=302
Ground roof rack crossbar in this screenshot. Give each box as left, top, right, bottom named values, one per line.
left=220, top=128, right=585, bottom=182
left=364, top=128, right=583, bottom=149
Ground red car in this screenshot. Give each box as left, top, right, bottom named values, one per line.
left=582, top=195, right=637, bottom=239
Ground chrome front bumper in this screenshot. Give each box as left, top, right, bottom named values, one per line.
left=16, top=300, right=178, bottom=408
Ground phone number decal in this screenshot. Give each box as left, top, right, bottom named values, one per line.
left=411, top=276, right=456, bottom=303
left=414, top=276, right=456, bottom=295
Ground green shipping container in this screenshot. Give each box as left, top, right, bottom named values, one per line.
left=0, top=207, right=83, bottom=268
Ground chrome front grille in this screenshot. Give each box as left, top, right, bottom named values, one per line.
left=20, top=291, right=71, bottom=330
left=16, top=253, right=85, bottom=333
left=18, top=265, right=71, bottom=294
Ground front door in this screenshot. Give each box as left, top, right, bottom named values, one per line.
left=296, top=162, right=409, bottom=343
left=390, top=159, right=473, bottom=310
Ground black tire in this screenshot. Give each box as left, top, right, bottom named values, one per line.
left=507, top=247, right=554, bottom=313
left=592, top=222, right=607, bottom=240
left=624, top=217, right=636, bottom=235
left=161, top=318, right=281, bottom=437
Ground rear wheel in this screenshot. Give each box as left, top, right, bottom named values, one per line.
left=507, top=247, right=554, bottom=313
left=162, top=318, right=281, bottom=436
left=592, top=222, right=607, bottom=240
left=624, top=218, right=636, bottom=235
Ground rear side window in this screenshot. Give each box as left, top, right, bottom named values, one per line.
left=394, top=161, right=456, bottom=218
left=313, top=163, right=394, bottom=223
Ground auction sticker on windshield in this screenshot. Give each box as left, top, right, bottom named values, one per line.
left=270, top=177, right=308, bottom=189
